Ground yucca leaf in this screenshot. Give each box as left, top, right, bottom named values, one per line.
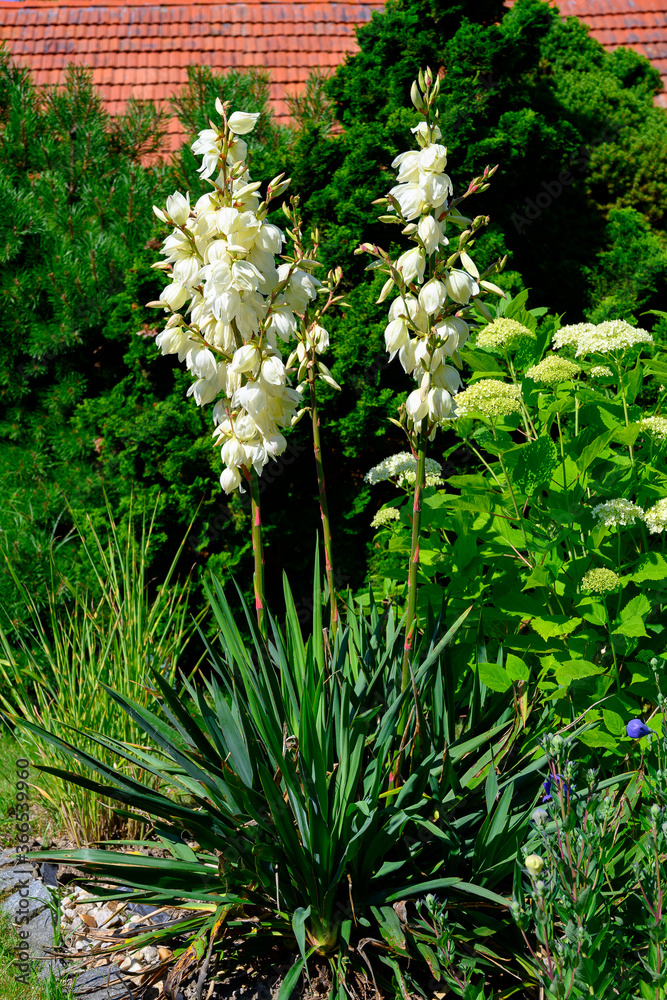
left=381, top=879, right=506, bottom=907
left=276, top=950, right=316, bottom=1000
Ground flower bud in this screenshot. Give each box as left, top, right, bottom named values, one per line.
left=220, top=467, right=243, bottom=493
left=531, top=808, right=548, bottom=826
left=445, top=269, right=479, bottom=305
left=627, top=719, right=652, bottom=739
left=417, top=215, right=444, bottom=254
left=165, top=191, right=190, bottom=227
left=221, top=437, right=245, bottom=468
left=160, top=282, right=188, bottom=311
left=410, top=80, right=424, bottom=111
left=525, top=855, right=544, bottom=878
left=418, top=278, right=446, bottom=316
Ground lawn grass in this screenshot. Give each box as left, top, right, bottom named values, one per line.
left=0, top=912, right=75, bottom=1000
left=0, top=728, right=55, bottom=849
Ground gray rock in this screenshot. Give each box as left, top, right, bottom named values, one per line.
left=68, top=966, right=133, bottom=1000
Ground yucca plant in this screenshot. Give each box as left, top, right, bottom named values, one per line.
left=0, top=498, right=196, bottom=843
left=25, top=566, right=550, bottom=996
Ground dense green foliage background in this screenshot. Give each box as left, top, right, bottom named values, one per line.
left=1, top=0, right=667, bottom=622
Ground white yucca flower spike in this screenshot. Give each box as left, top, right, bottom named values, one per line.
left=149, top=102, right=309, bottom=494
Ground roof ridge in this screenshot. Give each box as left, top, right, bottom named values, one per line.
left=0, top=0, right=385, bottom=6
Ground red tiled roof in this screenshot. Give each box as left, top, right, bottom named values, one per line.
left=0, top=0, right=385, bottom=149
left=546, top=0, right=667, bottom=106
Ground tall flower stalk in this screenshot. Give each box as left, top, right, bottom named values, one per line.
left=148, top=102, right=330, bottom=633
left=248, top=469, right=265, bottom=634
left=359, top=69, right=505, bottom=726
left=284, top=197, right=344, bottom=633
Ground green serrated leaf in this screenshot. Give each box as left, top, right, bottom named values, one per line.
left=478, top=663, right=512, bottom=693
left=531, top=616, right=582, bottom=640
left=554, top=659, right=603, bottom=684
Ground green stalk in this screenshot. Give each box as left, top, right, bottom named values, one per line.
left=616, top=361, right=635, bottom=469
left=556, top=411, right=574, bottom=561
left=399, top=424, right=427, bottom=734
left=308, top=365, right=338, bottom=633
left=249, top=469, right=266, bottom=638
left=603, top=596, right=621, bottom=694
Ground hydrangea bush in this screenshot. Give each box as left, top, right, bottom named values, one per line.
left=369, top=294, right=667, bottom=753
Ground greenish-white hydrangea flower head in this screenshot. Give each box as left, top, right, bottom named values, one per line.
left=644, top=498, right=667, bottom=534
left=581, top=568, right=621, bottom=594
left=151, top=101, right=307, bottom=494
left=592, top=498, right=644, bottom=528
left=589, top=365, right=614, bottom=379
left=371, top=507, right=401, bottom=529
left=454, top=379, right=522, bottom=418
left=552, top=323, right=596, bottom=351
left=640, top=416, right=667, bottom=444
left=365, top=452, right=444, bottom=488
left=525, top=356, right=581, bottom=387
left=476, top=317, right=534, bottom=351
left=574, top=320, right=653, bottom=358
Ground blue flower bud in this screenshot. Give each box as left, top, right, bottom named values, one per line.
left=542, top=775, right=569, bottom=803
left=626, top=719, right=652, bottom=739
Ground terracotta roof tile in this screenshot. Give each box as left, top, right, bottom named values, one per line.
left=0, top=0, right=382, bottom=139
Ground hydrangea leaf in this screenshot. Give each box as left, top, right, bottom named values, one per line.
left=631, top=553, right=667, bottom=582
left=577, top=729, right=619, bottom=751
left=554, top=659, right=603, bottom=684
left=531, top=615, right=582, bottom=640
left=613, top=616, right=648, bottom=638
left=478, top=663, right=512, bottom=693
left=505, top=653, right=529, bottom=682
left=505, top=436, right=559, bottom=495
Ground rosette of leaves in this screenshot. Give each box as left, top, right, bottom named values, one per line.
left=23, top=569, right=548, bottom=995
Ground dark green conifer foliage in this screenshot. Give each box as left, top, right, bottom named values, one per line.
left=2, top=0, right=667, bottom=620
